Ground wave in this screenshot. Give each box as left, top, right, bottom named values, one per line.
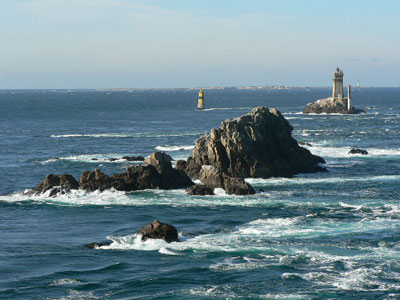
left=304, top=145, right=400, bottom=158
left=40, top=153, right=140, bottom=164
left=51, top=131, right=202, bottom=139
left=155, top=145, right=194, bottom=151
left=245, top=174, right=400, bottom=187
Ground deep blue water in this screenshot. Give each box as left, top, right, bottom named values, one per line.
left=1, top=88, right=400, bottom=299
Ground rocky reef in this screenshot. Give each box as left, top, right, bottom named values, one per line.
left=185, top=106, right=326, bottom=179
left=28, top=152, right=194, bottom=196
left=28, top=106, right=327, bottom=197
left=303, top=97, right=366, bottom=114
left=136, top=220, right=178, bottom=243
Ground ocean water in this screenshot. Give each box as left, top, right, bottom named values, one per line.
left=1, top=88, right=400, bottom=300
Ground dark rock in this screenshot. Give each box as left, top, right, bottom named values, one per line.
left=176, top=160, right=187, bottom=171
left=27, top=174, right=79, bottom=196
left=80, top=169, right=111, bottom=192
left=87, top=242, right=110, bottom=249
left=303, top=97, right=366, bottom=114
left=54, top=157, right=59, bottom=160
left=348, top=148, right=368, bottom=155
left=143, top=152, right=194, bottom=189
left=111, top=164, right=162, bottom=191
left=298, top=141, right=312, bottom=147
left=91, top=158, right=98, bottom=161
left=187, top=184, right=214, bottom=196
left=108, top=158, right=118, bottom=162
left=185, top=106, right=326, bottom=180
left=199, top=165, right=255, bottom=195
left=122, top=155, right=145, bottom=161
left=136, top=220, right=178, bottom=243
left=110, top=152, right=194, bottom=191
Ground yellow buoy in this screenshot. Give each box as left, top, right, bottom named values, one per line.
left=197, top=88, right=204, bottom=110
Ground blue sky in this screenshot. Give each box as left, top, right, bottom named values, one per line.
left=1, top=0, right=399, bottom=88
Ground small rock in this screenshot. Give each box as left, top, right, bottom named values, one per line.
left=298, top=141, right=312, bottom=147
left=137, top=220, right=178, bottom=243
left=187, top=184, right=214, bottom=196
left=26, top=174, right=79, bottom=196
left=122, top=156, right=145, bottom=161
left=348, top=148, right=368, bottom=155
left=108, top=158, right=118, bottom=162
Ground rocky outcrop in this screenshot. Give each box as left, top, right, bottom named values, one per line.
left=348, top=148, right=368, bottom=155
left=186, top=184, right=214, bottom=196
left=185, top=106, right=326, bottom=180
left=27, top=174, right=79, bottom=197
left=199, top=165, right=255, bottom=195
left=29, top=152, right=194, bottom=196
left=137, top=220, right=178, bottom=243
left=80, top=169, right=111, bottom=192
left=303, top=97, right=366, bottom=114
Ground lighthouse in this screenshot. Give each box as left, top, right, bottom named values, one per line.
left=198, top=88, right=204, bottom=110
left=332, top=67, right=344, bottom=99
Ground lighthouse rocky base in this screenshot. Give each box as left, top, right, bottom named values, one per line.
left=303, top=97, right=366, bottom=114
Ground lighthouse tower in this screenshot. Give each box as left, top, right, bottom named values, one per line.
left=332, top=67, right=344, bottom=99
left=198, top=88, right=204, bottom=110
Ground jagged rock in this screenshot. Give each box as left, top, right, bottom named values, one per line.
left=187, top=184, right=214, bottom=196
left=303, top=97, right=366, bottom=114
left=111, top=164, right=162, bottom=191
left=348, top=148, right=368, bottom=155
left=199, top=165, right=255, bottom=195
left=176, top=160, right=187, bottom=171
left=137, top=220, right=178, bottom=243
left=144, top=152, right=194, bottom=189
left=80, top=169, right=111, bottom=192
left=185, top=106, right=326, bottom=179
left=122, top=155, right=145, bottom=161
left=27, top=174, right=79, bottom=196
left=298, top=141, right=312, bottom=147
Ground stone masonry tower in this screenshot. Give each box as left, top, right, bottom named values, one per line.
left=332, top=67, right=344, bottom=98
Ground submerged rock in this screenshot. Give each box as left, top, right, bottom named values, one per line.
left=87, top=241, right=111, bottom=249
left=122, top=155, right=145, bottom=161
left=27, top=174, right=79, bottom=196
left=185, top=106, right=326, bottom=180
left=137, top=220, right=178, bottom=243
left=186, top=184, right=214, bottom=196
left=303, top=97, right=366, bottom=114
left=348, top=148, right=368, bottom=155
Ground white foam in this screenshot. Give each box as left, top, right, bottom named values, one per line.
left=41, top=153, right=140, bottom=164
left=51, top=131, right=202, bottom=139
left=155, top=145, right=194, bottom=151
left=305, top=145, right=400, bottom=158
left=49, top=278, right=80, bottom=286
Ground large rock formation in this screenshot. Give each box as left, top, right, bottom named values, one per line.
left=136, top=220, right=178, bottom=243
left=27, top=174, right=79, bottom=197
left=186, top=184, right=214, bottom=196
left=185, top=106, right=326, bottom=179
left=303, top=97, right=366, bottom=114
left=80, top=169, right=111, bottom=192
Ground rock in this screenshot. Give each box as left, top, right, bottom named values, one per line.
left=136, top=220, right=178, bottom=243
left=303, top=97, right=366, bottom=114
left=80, top=169, right=111, bottom=192
left=185, top=106, right=326, bottom=179
left=91, top=158, right=98, bottom=161
left=176, top=160, right=187, bottom=171
left=27, top=174, right=79, bottom=196
left=143, top=152, right=194, bottom=189
left=187, top=184, right=214, bottom=196
left=122, top=155, right=145, bottom=161
left=110, top=164, right=162, bottom=191
left=199, top=165, right=255, bottom=195
left=298, top=141, right=312, bottom=147
left=87, top=242, right=110, bottom=249
left=348, top=148, right=368, bottom=155
left=108, top=158, right=118, bottom=162
left=111, top=152, right=194, bottom=191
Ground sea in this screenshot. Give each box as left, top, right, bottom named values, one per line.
left=1, top=88, right=400, bottom=300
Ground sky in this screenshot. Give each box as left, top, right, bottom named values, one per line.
left=1, top=0, right=400, bottom=88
